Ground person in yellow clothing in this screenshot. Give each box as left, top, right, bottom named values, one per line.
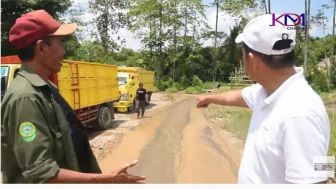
left=1, top=9, right=145, bottom=183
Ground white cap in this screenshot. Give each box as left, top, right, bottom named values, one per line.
left=235, top=14, right=296, bottom=55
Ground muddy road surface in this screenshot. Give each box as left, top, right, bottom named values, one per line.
left=90, top=93, right=243, bottom=183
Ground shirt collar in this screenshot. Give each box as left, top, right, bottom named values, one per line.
left=18, top=65, right=49, bottom=87
left=263, top=67, right=305, bottom=105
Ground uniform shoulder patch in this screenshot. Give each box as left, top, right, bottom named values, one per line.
left=19, top=122, right=36, bottom=142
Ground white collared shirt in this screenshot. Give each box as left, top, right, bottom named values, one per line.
left=239, top=67, right=330, bottom=183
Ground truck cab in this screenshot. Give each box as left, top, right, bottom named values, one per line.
left=1, top=56, right=21, bottom=99
left=116, top=72, right=138, bottom=112
left=115, top=67, right=154, bottom=113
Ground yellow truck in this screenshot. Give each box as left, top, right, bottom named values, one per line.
left=1, top=56, right=119, bottom=129
left=115, top=66, right=155, bottom=112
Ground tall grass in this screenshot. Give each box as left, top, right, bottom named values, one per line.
left=207, top=105, right=251, bottom=141
left=329, top=111, right=336, bottom=156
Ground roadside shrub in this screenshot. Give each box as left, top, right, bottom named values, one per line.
left=331, top=64, right=336, bottom=89
left=179, top=75, right=191, bottom=89
left=191, top=75, right=203, bottom=87
left=157, top=77, right=174, bottom=91
left=329, top=111, right=336, bottom=156
left=172, top=82, right=183, bottom=90
left=204, top=82, right=218, bottom=89
left=152, top=86, right=159, bottom=92
left=185, top=86, right=204, bottom=94
left=165, top=87, right=178, bottom=93
left=310, top=67, right=328, bottom=92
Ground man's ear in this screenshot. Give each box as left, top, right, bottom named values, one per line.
left=248, top=52, right=260, bottom=72
left=247, top=51, right=254, bottom=60
left=35, top=40, right=48, bottom=55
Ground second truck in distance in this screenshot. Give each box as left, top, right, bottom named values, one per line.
left=115, top=66, right=155, bottom=112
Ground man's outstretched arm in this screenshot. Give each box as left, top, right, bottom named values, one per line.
left=196, top=90, right=248, bottom=108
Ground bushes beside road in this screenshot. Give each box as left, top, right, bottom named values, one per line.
left=157, top=75, right=229, bottom=94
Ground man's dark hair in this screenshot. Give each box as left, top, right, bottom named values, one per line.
left=243, top=43, right=295, bottom=69
left=17, top=43, right=36, bottom=61
left=17, top=38, right=52, bottom=61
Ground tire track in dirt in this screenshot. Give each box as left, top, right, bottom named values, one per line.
left=97, top=95, right=242, bottom=183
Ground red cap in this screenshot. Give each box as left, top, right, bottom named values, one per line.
left=9, top=10, right=77, bottom=50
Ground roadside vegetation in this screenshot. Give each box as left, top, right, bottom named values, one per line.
left=317, top=91, right=336, bottom=156
left=329, top=111, right=336, bottom=156
left=207, top=104, right=251, bottom=142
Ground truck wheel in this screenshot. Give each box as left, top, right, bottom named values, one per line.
left=97, top=106, right=113, bottom=129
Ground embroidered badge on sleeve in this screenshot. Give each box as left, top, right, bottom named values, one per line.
left=19, top=122, right=36, bottom=142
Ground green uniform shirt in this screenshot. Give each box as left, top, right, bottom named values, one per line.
left=1, top=66, right=101, bottom=183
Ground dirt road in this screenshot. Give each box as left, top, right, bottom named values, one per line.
left=90, top=93, right=243, bottom=183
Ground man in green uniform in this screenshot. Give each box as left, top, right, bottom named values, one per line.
left=1, top=10, right=145, bottom=183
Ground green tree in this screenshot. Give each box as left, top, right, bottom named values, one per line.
left=127, top=0, right=168, bottom=82
left=89, top=0, right=127, bottom=53
left=167, top=0, right=181, bottom=81
left=312, top=4, right=332, bottom=91
left=67, top=41, right=116, bottom=64
left=210, top=0, right=224, bottom=81
left=210, top=0, right=274, bottom=82
left=332, top=0, right=336, bottom=89
left=221, top=0, right=255, bottom=16
left=128, top=0, right=208, bottom=83
left=171, top=0, right=209, bottom=81
left=301, top=35, right=336, bottom=91
left=217, top=25, right=243, bottom=82
left=180, top=0, right=208, bottom=47
left=1, top=0, right=72, bottom=56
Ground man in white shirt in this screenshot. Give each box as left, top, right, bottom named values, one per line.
left=196, top=14, right=331, bottom=184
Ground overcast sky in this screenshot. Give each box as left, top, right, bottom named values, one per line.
left=70, top=0, right=335, bottom=51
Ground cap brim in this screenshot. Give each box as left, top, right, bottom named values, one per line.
left=49, top=23, right=78, bottom=36
left=235, top=33, right=244, bottom=44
